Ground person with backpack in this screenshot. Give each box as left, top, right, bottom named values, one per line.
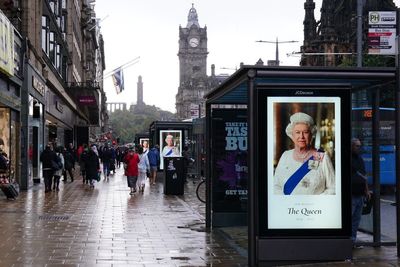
left=53, top=146, right=64, bottom=191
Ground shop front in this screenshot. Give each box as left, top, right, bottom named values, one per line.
left=0, top=18, right=23, bottom=188
left=21, top=63, right=46, bottom=186
left=44, top=87, right=81, bottom=149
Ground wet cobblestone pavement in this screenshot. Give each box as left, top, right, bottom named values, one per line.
left=0, top=167, right=246, bottom=266
left=1, top=167, right=400, bottom=266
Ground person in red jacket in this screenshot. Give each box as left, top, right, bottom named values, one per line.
left=124, top=146, right=140, bottom=195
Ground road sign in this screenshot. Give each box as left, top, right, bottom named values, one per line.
left=368, top=11, right=396, bottom=55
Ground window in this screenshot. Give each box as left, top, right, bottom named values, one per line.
left=49, top=32, right=55, bottom=64
left=56, top=44, right=61, bottom=70
left=41, top=16, right=49, bottom=53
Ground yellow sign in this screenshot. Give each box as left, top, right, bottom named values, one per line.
left=0, top=11, right=14, bottom=76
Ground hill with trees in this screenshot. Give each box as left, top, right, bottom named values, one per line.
left=108, top=104, right=176, bottom=144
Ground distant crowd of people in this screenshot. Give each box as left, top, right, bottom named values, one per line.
left=39, top=140, right=162, bottom=195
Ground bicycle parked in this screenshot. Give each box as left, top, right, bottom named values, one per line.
left=196, top=176, right=206, bottom=203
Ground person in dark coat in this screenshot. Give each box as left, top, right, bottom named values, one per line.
left=40, top=144, right=58, bottom=193
left=351, top=138, right=370, bottom=245
left=84, top=145, right=100, bottom=189
left=63, top=147, right=75, bottom=182
left=147, top=145, right=160, bottom=185
left=79, top=144, right=89, bottom=184
left=100, top=144, right=112, bottom=180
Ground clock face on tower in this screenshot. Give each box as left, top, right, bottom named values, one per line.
left=189, top=37, right=199, bottom=47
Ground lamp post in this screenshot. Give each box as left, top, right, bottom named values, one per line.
left=256, top=37, right=298, bottom=66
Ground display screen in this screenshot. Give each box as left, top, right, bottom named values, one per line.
left=159, top=130, right=182, bottom=169
left=267, top=97, right=342, bottom=229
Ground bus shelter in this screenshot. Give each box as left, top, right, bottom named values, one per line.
left=204, top=65, right=398, bottom=266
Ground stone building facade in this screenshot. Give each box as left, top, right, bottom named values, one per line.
left=0, top=0, right=106, bottom=189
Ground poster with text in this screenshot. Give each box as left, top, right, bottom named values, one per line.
left=267, top=97, right=342, bottom=229
left=212, top=109, right=248, bottom=213
left=159, top=130, right=182, bottom=169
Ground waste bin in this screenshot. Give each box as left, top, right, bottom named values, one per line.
left=163, top=157, right=184, bottom=195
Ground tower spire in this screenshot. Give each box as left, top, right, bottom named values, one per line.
left=187, top=4, right=200, bottom=28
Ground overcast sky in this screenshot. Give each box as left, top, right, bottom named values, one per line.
left=95, top=0, right=400, bottom=113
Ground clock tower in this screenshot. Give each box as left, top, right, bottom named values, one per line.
left=176, top=4, right=209, bottom=120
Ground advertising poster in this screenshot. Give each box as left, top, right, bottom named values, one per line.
left=159, top=130, right=182, bottom=169
left=139, top=138, right=149, bottom=146
left=267, top=97, right=342, bottom=229
left=0, top=108, right=10, bottom=158
left=212, top=109, right=248, bottom=213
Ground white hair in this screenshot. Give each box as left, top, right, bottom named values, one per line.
left=285, top=112, right=317, bottom=138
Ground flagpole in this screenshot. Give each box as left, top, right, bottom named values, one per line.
left=100, top=56, right=140, bottom=80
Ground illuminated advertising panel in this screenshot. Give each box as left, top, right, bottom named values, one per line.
left=255, top=86, right=351, bottom=239
left=159, top=130, right=182, bottom=169
left=267, top=97, right=341, bottom=229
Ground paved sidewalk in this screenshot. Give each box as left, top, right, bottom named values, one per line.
left=1, top=166, right=400, bottom=266
left=0, top=167, right=247, bottom=266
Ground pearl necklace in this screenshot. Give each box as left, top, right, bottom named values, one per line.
left=294, top=149, right=311, bottom=161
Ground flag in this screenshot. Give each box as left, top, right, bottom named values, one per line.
left=112, top=68, right=124, bottom=94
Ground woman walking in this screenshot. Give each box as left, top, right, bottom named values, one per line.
left=124, top=147, right=140, bottom=195
left=84, top=145, right=100, bottom=189
left=53, top=146, right=64, bottom=191
left=137, top=146, right=150, bottom=193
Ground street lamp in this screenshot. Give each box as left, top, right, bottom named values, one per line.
left=256, top=37, right=298, bottom=66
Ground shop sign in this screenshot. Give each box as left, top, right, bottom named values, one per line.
left=368, top=11, right=396, bottom=55
left=32, top=76, right=45, bottom=96
left=0, top=90, right=20, bottom=109
left=0, top=11, right=14, bottom=77
left=56, top=101, right=63, bottom=113
left=78, top=95, right=96, bottom=105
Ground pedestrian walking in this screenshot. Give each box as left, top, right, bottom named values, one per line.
left=52, top=146, right=64, bottom=191
left=124, top=146, right=140, bottom=195
left=67, top=143, right=77, bottom=167
left=40, top=144, right=58, bottom=193
left=79, top=144, right=89, bottom=184
left=137, top=146, right=150, bottom=193
left=63, top=147, right=75, bottom=182
left=351, top=138, right=371, bottom=246
left=116, top=146, right=123, bottom=169
left=84, top=145, right=100, bottom=189
left=100, top=144, right=112, bottom=180
left=147, top=144, right=160, bottom=185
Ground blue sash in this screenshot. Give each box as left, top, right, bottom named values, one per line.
left=165, top=148, right=173, bottom=156
left=283, top=156, right=314, bottom=195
